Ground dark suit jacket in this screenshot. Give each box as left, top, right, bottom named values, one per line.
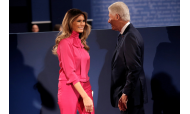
left=110, top=23, right=148, bottom=107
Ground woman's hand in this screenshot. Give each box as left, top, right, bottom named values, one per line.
left=83, top=96, right=93, bottom=112
left=73, top=82, right=93, bottom=112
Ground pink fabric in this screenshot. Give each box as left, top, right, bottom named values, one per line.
left=57, top=31, right=94, bottom=113
left=57, top=31, right=90, bottom=85
left=58, top=81, right=95, bottom=114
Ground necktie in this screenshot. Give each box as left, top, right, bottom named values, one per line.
left=117, top=34, right=122, bottom=46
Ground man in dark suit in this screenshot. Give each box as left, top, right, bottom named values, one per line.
left=108, top=2, right=148, bottom=114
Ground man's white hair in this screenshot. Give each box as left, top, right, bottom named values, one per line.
left=108, top=2, right=130, bottom=21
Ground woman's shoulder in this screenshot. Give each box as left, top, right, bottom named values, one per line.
left=59, top=37, right=73, bottom=45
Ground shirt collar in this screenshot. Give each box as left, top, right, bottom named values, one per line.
left=70, top=30, right=79, bottom=38
left=70, top=31, right=84, bottom=48
left=120, top=22, right=130, bottom=35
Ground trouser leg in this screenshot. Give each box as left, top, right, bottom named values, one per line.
left=120, top=104, right=145, bottom=114
left=77, top=81, right=95, bottom=114
left=58, top=81, right=79, bottom=114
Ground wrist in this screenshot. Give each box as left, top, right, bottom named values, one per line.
left=81, top=93, right=89, bottom=99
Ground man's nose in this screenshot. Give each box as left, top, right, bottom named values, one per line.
left=108, top=19, right=110, bottom=23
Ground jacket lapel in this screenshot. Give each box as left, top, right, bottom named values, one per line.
left=111, top=23, right=133, bottom=67
left=111, top=34, right=126, bottom=66
left=111, top=34, right=120, bottom=61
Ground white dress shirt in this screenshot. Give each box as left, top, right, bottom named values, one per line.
left=120, top=22, right=130, bottom=35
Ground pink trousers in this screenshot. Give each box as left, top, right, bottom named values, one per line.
left=58, top=81, right=95, bottom=114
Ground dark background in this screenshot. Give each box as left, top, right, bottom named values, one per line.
left=9, top=26, right=180, bottom=114
left=9, top=0, right=179, bottom=33
left=9, top=0, right=92, bottom=33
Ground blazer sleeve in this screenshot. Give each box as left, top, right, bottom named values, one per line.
left=122, top=33, right=142, bottom=96
left=59, top=40, right=79, bottom=85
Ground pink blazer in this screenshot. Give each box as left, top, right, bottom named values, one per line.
left=57, top=31, right=90, bottom=85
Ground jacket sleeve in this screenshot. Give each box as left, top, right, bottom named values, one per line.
left=59, top=39, right=79, bottom=85
left=122, top=33, right=142, bottom=96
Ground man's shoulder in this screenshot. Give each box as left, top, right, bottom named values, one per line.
left=123, top=29, right=143, bottom=44
left=123, top=23, right=137, bottom=34
left=123, top=30, right=137, bottom=39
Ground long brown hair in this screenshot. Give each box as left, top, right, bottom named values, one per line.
left=52, top=9, right=91, bottom=55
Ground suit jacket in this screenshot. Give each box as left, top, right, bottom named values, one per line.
left=110, top=23, right=148, bottom=107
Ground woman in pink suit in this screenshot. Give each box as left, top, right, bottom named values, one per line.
left=52, top=9, right=95, bottom=114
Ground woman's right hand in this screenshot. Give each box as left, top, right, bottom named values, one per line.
left=83, top=96, right=93, bottom=112
left=73, top=82, right=93, bottom=112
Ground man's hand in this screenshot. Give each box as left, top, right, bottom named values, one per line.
left=118, top=93, right=128, bottom=111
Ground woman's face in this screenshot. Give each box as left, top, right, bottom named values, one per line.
left=72, top=14, right=86, bottom=33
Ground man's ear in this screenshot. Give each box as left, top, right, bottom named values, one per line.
left=116, top=14, right=120, bottom=20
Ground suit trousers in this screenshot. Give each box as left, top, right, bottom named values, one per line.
left=120, top=104, right=145, bottom=114
left=58, top=81, right=95, bottom=114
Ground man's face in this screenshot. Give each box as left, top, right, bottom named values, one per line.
left=32, top=25, right=39, bottom=32
left=108, top=12, right=119, bottom=31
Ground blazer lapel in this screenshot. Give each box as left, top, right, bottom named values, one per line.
left=111, top=34, right=121, bottom=65
left=111, top=23, right=132, bottom=67
left=111, top=34, right=126, bottom=66
left=111, top=46, right=117, bottom=66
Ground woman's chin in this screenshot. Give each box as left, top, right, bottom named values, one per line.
left=75, top=29, right=83, bottom=33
